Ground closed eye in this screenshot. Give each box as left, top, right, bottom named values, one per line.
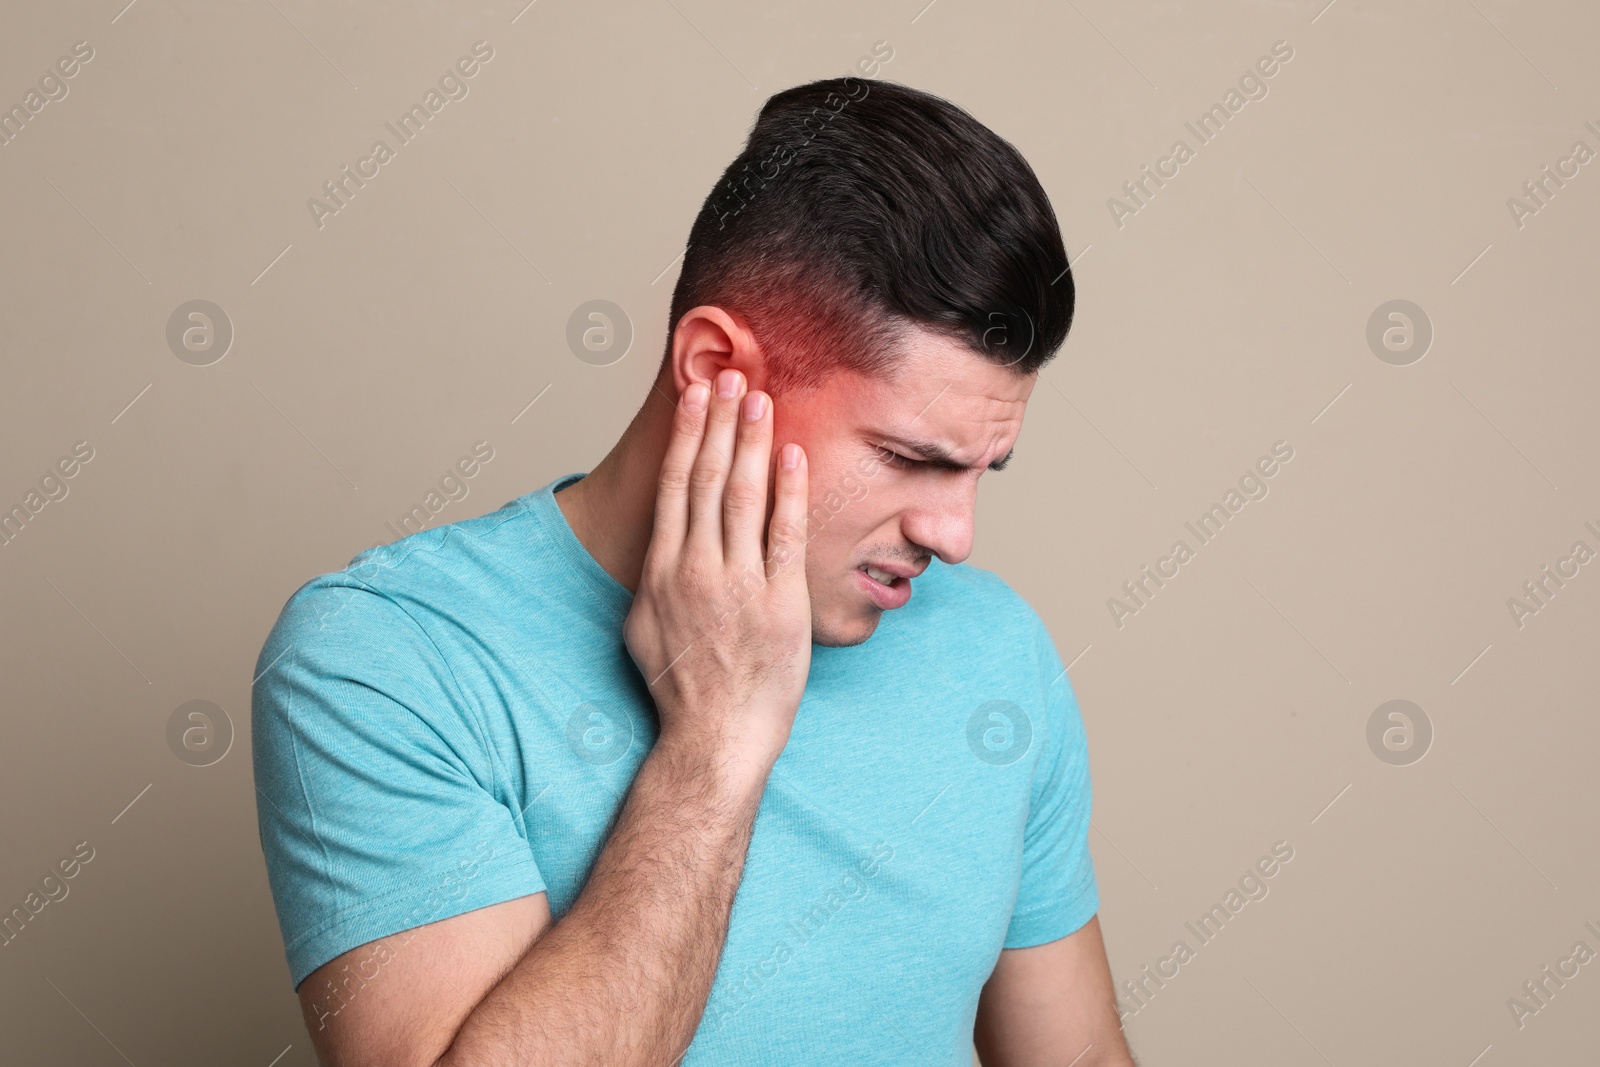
left=881, top=449, right=919, bottom=469
left=869, top=435, right=1010, bottom=473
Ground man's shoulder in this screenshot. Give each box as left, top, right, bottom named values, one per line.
left=259, top=494, right=539, bottom=659
left=920, top=557, right=1047, bottom=635
left=903, top=558, right=1059, bottom=684
left=347, top=494, right=534, bottom=592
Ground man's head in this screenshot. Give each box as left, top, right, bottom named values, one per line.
left=660, top=78, right=1075, bottom=646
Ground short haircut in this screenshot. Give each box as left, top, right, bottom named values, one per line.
left=663, top=77, right=1075, bottom=395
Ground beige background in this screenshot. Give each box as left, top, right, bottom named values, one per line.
left=2, top=0, right=1597, bottom=1063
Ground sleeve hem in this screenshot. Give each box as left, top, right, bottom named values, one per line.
left=285, top=853, right=547, bottom=991
left=1002, top=876, right=1100, bottom=950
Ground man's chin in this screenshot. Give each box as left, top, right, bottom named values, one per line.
left=809, top=602, right=883, bottom=648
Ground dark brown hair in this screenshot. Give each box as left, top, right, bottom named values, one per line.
left=663, top=78, right=1075, bottom=394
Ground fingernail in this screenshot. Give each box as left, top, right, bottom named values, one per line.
left=717, top=369, right=741, bottom=398
left=742, top=392, right=767, bottom=421
left=781, top=443, right=801, bottom=470
left=684, top=383, right=709, bottom=413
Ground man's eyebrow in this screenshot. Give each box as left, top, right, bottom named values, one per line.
left=876, top=436, right=1014, bottom=472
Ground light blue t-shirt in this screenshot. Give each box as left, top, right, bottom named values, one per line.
left=252, top=472, right=1098, bottom=1065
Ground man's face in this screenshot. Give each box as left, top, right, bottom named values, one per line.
left=769, top=327, right=1036, bottom=647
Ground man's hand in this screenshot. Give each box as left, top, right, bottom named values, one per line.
left=623, top=368, right=811, bottom=771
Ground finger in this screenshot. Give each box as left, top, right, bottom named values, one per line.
left=649, top=381, right=710, bottom=559
left=686, top=369, right=745, bottom=557
left=723, top=389, right=772, bottom=569
left=764, top=442, right=809, bottom=586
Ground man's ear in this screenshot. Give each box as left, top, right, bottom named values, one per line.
left=670, top=306, right=768, bottom=397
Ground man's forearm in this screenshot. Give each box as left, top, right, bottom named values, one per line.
left=437, top=733, right=772, bottom=1067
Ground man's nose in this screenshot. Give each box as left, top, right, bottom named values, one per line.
left=900, top=477, right=979, bottom=566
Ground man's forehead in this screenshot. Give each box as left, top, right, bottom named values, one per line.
left=867, top=342, right=1034, bottom=421
left=846, top=343, right=1034, bottom=469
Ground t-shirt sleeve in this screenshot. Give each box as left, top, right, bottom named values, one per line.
left=251, top=576, right=547, bottom=991
left=1003, top=620, right=1099, bottom=948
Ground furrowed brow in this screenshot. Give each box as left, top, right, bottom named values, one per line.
left=880, top=436, right=1014, bottom=473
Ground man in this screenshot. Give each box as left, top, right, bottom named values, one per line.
left=253, top=77, right=1136, bottom=1066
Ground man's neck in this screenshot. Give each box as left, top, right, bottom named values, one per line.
left=553, top=382, right=675, bottom=596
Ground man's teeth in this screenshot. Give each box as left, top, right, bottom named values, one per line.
left=862, top=565, right=896, bottom=585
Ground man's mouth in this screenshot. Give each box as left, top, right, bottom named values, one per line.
left=852, top=561, right=922, bottom=610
